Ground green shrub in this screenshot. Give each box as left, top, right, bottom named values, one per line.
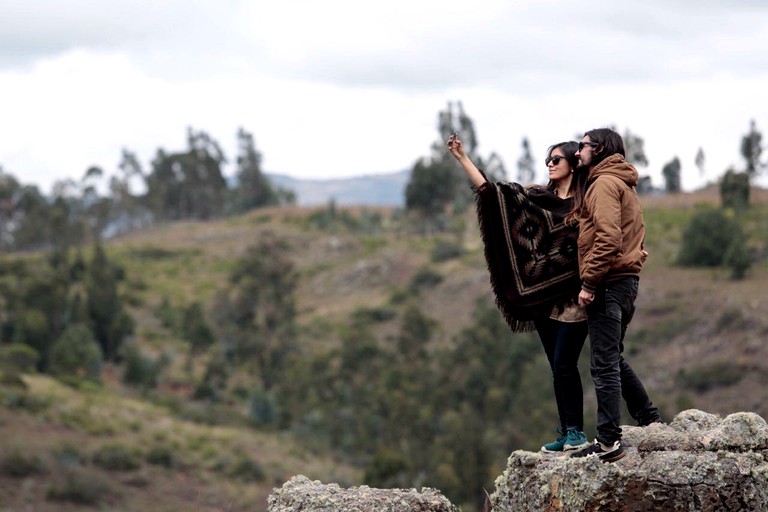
left=12, top=309, right=50, bottom=368
left=121, top=342, right=164, bottom=389
left=677, top=209, right=743, bottom=267
left=46, top=467, right=116, bottom=505
left=155, top=296, right=180, bottom=332
left=92, top=443, right=142, bottom=471
left=409, top=268, right=443, bottom=291
left=364, top=448, right=410, bottom=488
left=49, top=324, right=102, bottom=383
left=146, top=445, right=178, bottom=468
left=723, top=231, right=752, bottom=279
left=0, top=389, right=51, bottom=412
left=388, top=288, right=410, bottom=305
left=53, top=441, right=86, bottom=467
left=0, top=343, right=40, bottom=373
left=1, top=450, right=46, bottom=477
left=248, top=387, right=279, bottom=426
left=227, top=454, right=266, bottom=482
left=350, top=307, right=396, bottom=325
left=431, top=240, right=464, bottom=262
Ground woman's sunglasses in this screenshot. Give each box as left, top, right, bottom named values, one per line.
left=546, top=155, right=566, bottom=166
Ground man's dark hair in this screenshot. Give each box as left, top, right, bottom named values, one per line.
left=584, top=128, right=625, bottom=167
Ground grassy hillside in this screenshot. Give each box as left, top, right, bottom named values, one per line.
left=1, top=189, right=766, bottom=511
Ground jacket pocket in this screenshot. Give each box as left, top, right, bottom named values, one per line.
left=577, top=230, right=594, bottom=256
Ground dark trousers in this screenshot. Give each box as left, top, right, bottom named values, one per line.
left=534, top=317, right=588, bottom=432
left=586, top=276, right=660, bottom=444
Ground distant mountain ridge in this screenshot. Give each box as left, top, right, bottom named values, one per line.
left=267, top=170, right=410, bottom=206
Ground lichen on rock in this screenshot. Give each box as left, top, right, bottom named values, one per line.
left=268, top=474, right=460, bottom=512
left=491, top=409, right=768, bottom=512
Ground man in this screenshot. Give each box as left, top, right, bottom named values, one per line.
left=569, top=128, right=661, bottom=463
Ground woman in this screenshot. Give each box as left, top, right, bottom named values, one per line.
left=447, top=134, right=589, bottom=453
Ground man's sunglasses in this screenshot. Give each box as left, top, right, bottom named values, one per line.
left=578, top=141, right=599, bottom=151
left=546, top=155, right=567, bottom=166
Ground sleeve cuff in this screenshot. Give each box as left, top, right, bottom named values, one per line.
left=581, top=281, right=597, bottom=294
left=470, top=169, right=490, bottom=192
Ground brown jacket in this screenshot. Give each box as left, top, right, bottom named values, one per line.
left=577, top=154, right=645, bottom=294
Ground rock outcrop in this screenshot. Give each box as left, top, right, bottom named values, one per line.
left=268, top=474, right=459, bottom=512
left=267, top=410, right=768, bottom=511
left=492, top=409, right=768, bottom=511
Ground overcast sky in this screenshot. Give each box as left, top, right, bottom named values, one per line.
left=2, top=0, right=767, bottom=195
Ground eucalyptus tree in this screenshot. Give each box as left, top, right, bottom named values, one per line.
left=232, top=127, right=279, bottom=212
left=213, top=232, right=298, bottom=390
left=145, top=128, right=228, bottom=221
left=741, top=119, right=764, bottom=178
left=662, top=157, right=682, bottom=193
left=405, top=101, right=506, bottom=231
left=516, top=137, right=535, bottom=184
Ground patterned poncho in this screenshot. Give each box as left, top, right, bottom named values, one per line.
left=474, top=181, right=581, bottom=332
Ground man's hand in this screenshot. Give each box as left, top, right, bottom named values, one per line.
left=578, top=288, right=595, bottom=306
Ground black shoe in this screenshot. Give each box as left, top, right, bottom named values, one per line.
left=570, top=439, right=625, bottom=462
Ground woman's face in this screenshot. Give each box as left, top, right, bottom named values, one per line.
left=547, top=147, right=571, bottom=183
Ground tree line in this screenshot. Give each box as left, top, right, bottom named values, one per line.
left=0, top=127, right=294, bottom=253
left=0, top=105, right=764, bottom=253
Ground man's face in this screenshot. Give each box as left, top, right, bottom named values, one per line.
left=576, top=137, right=599, bottom=168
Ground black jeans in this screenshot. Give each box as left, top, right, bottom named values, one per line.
left=534, top=318, right=588, bottom=432
left=586, top=276, right=660, bottom=444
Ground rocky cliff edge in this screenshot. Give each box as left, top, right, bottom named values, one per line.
left=268, top=409, right=768, bottom=512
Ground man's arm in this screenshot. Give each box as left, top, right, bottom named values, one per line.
left=581, top=177, right=623, bottom=293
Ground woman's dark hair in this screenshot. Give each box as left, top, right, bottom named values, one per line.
left=544, top=141, right=579, bottom=195
left=583, top=128, right=625, bottom=167
left=565, top=164, right=589, bottom=225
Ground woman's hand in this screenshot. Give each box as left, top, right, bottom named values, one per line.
left=447, top=133, right=467, bottom=161
left=447, top=132, right=487, bottom=188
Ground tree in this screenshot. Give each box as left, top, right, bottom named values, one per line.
left=516, top=137, right=535, bottom=184
left=622, top=129, right=649, bottom=168
left=232, top=127, right=279, bottom=213
left=10, top=185, right=52, bottom=251
left=182, top=302, right=215, bottom=355
left=86, top=244, right=133, bottom=361
left=405, top=101, right=505, bottom=230
left=720, top=169, right=750, bottom=210
left=213, top=233, right=298, bottom=390
left=661, top=157, right=682, bottom=193
left=79, top=166, right=113, bottom=241
left=405, top=102, right=468, bottom=225
left=145, top=128, right=228, bottom=221
left=109, top=149, right=151, bottom=235
left=0, top=170, right=22, bottom=250
left=6, top=259, right=72, bottom=371
left=695, top=147, right=706, bottom=178
left=740, top=119, right=764, bottom=177
left=432, top=297, right=540, bottom=507
left=49, top=324, right=102, bottom=383
left=405, top=158, right=457, bottom=225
